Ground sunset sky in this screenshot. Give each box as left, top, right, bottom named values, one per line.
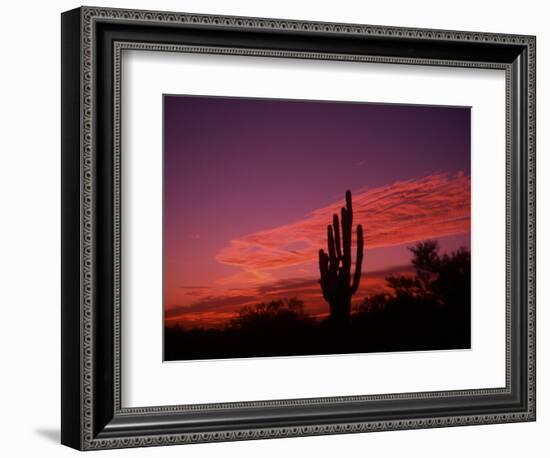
left=164, top=95, right=471, bottom=328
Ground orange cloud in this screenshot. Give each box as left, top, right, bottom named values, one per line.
left=216, top=173, right=470, bottom=272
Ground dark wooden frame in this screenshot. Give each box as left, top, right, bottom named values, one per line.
left=61, top=6, right=536, bottom=450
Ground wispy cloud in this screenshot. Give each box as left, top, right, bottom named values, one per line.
left=216, top=172, right=470, bottom=273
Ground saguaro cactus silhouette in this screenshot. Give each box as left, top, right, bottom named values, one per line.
left=318, top=190, right=364, bottom=325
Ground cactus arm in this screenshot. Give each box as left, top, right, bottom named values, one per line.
left=318, top=249, right=329, bottom=300
left=333, top=214, right=342, bottom=260
left=343, top=190, right=354, bottom=273
left=327, top=225, right=338, bottom=271
left=351, top=224, right=364, bottom=294
left=341, top=206, right=351, bottom=272
left=345, top=190, right=353, bottom=226
left=319, top=249, right=329, bottom=280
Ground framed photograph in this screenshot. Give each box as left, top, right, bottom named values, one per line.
left=61, top=6, right=536, bottom=450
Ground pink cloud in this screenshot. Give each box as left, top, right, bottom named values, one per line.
left=216, top=172, right=470, bottom=272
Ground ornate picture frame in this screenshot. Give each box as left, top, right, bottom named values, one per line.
left=61, top=6, right=536, bottom=450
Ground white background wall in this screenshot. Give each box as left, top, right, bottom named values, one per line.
left=0, top=0, right=546, bottom=456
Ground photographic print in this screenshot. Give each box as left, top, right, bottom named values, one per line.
left=163, top=95, right=471, bottom=361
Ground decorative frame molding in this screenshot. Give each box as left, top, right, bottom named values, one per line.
left=61, top=6, right=536, bottom=450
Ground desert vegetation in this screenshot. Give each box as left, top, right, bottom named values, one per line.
left=165, top=236, right=470, bottom=361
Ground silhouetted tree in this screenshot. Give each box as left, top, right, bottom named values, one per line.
left=318, top=190, right=364, bottom=326
left=354, top=240, right=471, bottom=350
left=386, top=240, right=470, bottom=310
